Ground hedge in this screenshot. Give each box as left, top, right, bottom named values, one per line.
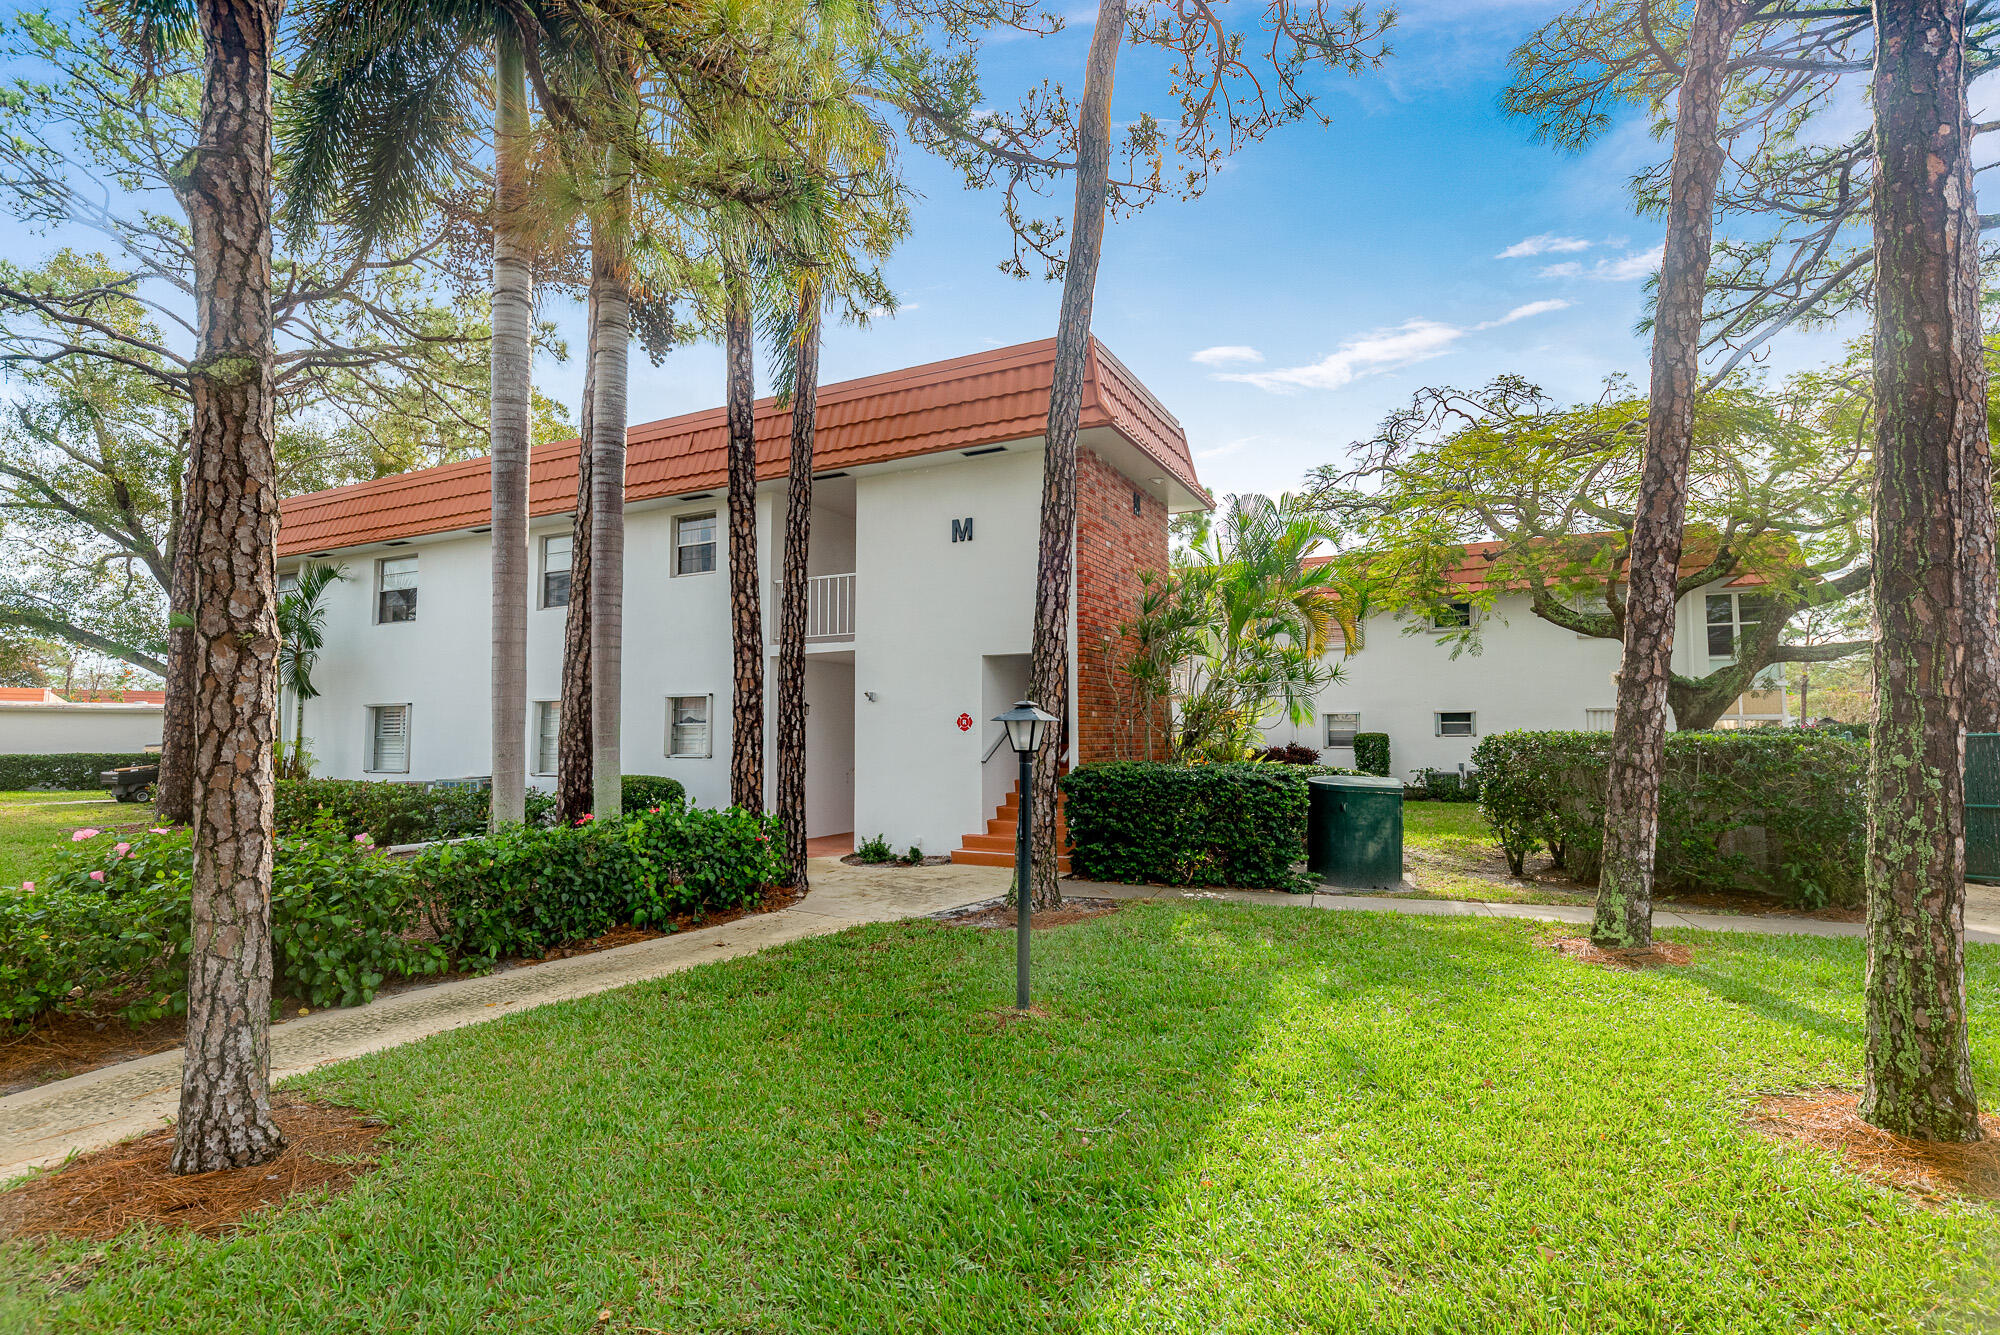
left=1353, top=733, right=1390, bottom=777
left=0, top=800, right=775, bottom=1030
left=1060, top=762, right=1310, bottom=890
left=0, top=752, right=157, bottom=791
left=272, top=773, right=685, bottom=845
left=410, top=804, right=781, bottom=969
left=1471, top=729, right=1866, bottom=908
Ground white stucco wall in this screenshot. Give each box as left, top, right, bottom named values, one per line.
left=851, top=447, right=1045, bottom=852
left=0, top=705, right=163, bottom=756
left=1259, top=581, right=1790, bottom=779
left=288, top=444, right=1056, bottom=853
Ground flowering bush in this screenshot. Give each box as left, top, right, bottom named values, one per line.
left=0, top=820, right=443, bottom=1029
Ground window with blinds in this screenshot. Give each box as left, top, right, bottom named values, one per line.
left=368, top=704, right=410, bottom=772
left=1324, top=712, right=1360, bottom=747
left=668, top=695, right=711, bottom=758
left=534, top=700, right=559, bottom=775
left=377, top=555, right=418, bottom=623
left=675, top=514, right=717, bottom=575
left=541, top=535, right=572, bottom=608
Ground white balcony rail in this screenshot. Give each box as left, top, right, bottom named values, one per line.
left=806, top=572, right=856, bottom=640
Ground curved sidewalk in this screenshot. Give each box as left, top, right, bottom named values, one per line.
left=0, top=859, right=1006, bottom=1178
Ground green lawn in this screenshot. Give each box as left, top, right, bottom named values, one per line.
left=1400, top=799, right=1493, bottom=861
left=9, top=902, right=1998, bottom=1332
left=0, top=790, right=141, bottom=890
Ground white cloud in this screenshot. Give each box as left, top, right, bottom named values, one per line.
left=1540, top=245, right=1662, bottom=282
left=1215, top=300, right=1569, bottom=394
left=1190, top=345, right=1264, bottom=366
left=1497, top=233, right=1594, bottom=259
left=1494, top=299, right=1571, bottom=324
left=1195, top=436, right=1259, bottom=460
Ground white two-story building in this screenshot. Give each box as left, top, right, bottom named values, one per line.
left=1259, top=539, right=1792, bottom=779
left=277, top=339, right=1207, bottom=856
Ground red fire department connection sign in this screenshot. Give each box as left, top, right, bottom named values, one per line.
left=956, top=713, right=974, bottom=731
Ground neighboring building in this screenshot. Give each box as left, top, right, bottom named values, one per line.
left=0, top=688, right=165, bottom=755
left=276, top=340, right=1206, bottom=854
left=1260, top=540, right=1791, bottom=778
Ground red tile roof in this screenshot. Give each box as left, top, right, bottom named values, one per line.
left=0, top=688, right=164, bottom=705
left=279, top=338, right=1204, bottom=557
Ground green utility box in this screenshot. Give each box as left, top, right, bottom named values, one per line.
left=1307, top=774, right=1406, bottom=890
left=1969, top=733, right=2000, bottom=884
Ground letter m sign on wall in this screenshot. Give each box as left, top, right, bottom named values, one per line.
left=952, top=517, right=974, bottom=543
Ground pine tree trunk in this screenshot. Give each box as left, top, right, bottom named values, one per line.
left=171, top=0, right=283, bottom=1175
left=1592, top=0, right=1744, bottom=950
left=1860, top=0, right=1984, bottom=1144
left=487, top=34, right=533, bottom=829
left=1025, top=0, right=1126, bottom=910
left=588, top=188, right=630, bottom=820
left=724, top=264, right=764, bottom=812
left=776, top=281, right=821, bottom=889
left=556, top=292, right=597, bottom=823
left=156, top=489, right=198, bottom=825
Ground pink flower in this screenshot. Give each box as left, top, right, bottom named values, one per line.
left=70, top=828, right=100, bottom=842
left=113, top=842, right=131, bottom=857
left=149, top=827, right=171, bottom=835
left=354, top=833, right=374, bottom=846
left=20, top=882, right=33, bottom=893
left=575, top=814, right=595, bottom=825
left=88, top=870, right=105, bottom=883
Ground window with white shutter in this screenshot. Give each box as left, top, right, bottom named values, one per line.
left=668, top=695, right=711, bottom=758
left=534, top=700, right=560, bottom=775
left=368, top=704, right=411, bottom=772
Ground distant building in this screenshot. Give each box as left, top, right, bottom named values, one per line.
left=0, top=688, right=164, bottom=755
left=1261, top=539, right=1791, bottom=779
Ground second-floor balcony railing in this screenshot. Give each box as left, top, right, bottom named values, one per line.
left=807, top=572, right=855, bottom=641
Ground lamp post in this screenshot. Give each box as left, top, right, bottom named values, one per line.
left=995, top=698, right=1058, bottom=1010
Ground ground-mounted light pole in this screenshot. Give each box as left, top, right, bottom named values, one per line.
left=995, top=699, right=1057, bottom=1010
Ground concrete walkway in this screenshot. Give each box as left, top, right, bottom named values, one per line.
left=1074, top=880, right=2000, bottom=945
left=0, top=858, right=1005, bottom=1177
left=11, top=859, right=1997, bottom=1178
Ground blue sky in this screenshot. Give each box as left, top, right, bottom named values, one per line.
left=553, top=0, right=1866, bottom=502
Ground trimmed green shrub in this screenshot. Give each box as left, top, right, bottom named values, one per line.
left=1408, top=767, right=1480, bottom=802
left=273, top=778, right=559, bottom=845
left=0, top=820, right=442, bottom=1029
left=1353, top=733, right=1390, bottom=777
left=621, top=774, right=687, bottom=811
left=1061, top=762, right=1308, bottom=890
left=0, top=752, right=157, bottom=791
left=411, top=804, right=785, bottom=969
left=0, top=802, right=785, bottom=1029
left=1471, top=729, right=1866, bottom=907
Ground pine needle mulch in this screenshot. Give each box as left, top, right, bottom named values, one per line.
left=1, top=1095, right=388, bottom=1242
left=1549, top=935, right=1694, bottom=970
left=1750, top=1089, right=2000, bottom=1203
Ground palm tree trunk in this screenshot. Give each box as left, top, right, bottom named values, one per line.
left=724, top=262, right=764, bottom=812
left=1025, top=0, right=1126, bottom=911
left=776, top=279, right=822, bottom=889
left=556, top=293, right=597, bottom=823
left=588, top=185, right=631, bottom=819
left=1860, top=0, right=1984, bottom=1144
left=1592, top=0, right=1745, bottom=950
left=171, top=0, right=284, bottom=1176
left=156, top=490, right=197, bottom=824
left=487, top=33, right=533, bottom=829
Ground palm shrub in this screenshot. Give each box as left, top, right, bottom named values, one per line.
left=1117, top=495, right=1348, bottom=763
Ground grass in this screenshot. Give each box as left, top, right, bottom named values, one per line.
left=1400, top=799, right=1492, bottom=861
left=0, top=790, right=139, bottom=890
left=7, top=901, right=1998, bottom=1332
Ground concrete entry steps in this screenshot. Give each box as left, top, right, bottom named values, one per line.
left=951, top=782, right=1070, bottom=872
